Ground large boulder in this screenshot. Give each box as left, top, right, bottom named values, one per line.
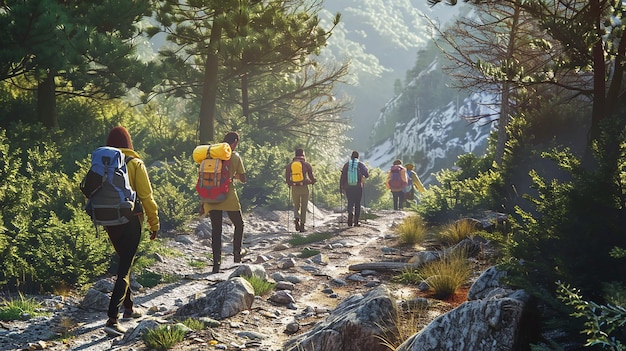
left=396, top=266, right=531, bottom=351
left=174, top=277, right=255, bottom=320
left=284, top=285, right=398, bottom=351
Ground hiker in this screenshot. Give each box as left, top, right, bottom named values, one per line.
left=386, top=159, right=408, bottom=211
left=285, top=148, right=316, bottom=232
left=103, top=126, right=160, bottom=337
left=201, top=132, right=247, bottom=273
left=403, top=163, right=426, bottom=207
left=340, top=151, right=369, bottom=227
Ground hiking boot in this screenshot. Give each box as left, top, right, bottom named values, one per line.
left=347, top=213, right=353, bottom=226
left=104, top=320, right=127, bottom=337
left=294, top=219, right=301, bottom=231
left=234, top=248, right=247, bottom=263
left=122, top=307, right=143, bottom=319
left=212, top=264, right=220, bottom=273
left=299, top=224, right=306, bottom=232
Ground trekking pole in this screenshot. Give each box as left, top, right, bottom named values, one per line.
left=340, top=192, right=344, bottom=227
left=311, top=183, right=315, bottom=229
left=287, top=185, right=291, bottom=232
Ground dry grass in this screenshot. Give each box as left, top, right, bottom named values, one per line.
left=376, top=304, right=429, bottom=350
left=396, top=214, right=428, bottom=245
left=420, top=249, right=472, bottom=299
left=436, top=218, right=480, bottom=246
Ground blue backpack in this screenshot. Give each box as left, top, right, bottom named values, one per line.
left=80, top=147, right=136, bottom=227
left=347, top=159, right=359, bottom=186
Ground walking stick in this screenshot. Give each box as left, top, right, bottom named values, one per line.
left=340, top=191, right=345, bottom=227
left=311, top=183, right=315, bottom=228
left=287, top=185, right=291, bottom=232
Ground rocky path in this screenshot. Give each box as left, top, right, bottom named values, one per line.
left=1, top=208, right=421, bottom=351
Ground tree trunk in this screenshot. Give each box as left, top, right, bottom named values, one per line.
left=242, top=71, right=250, bottom=124
left=37, top=72, right=58, bottom=129
left=494, top=0, right=520, bottom=166
left=198, top=15, right=223, bottom=144
left=589, top=0, right=606, bottom=145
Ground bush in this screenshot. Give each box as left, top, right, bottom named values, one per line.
left=148, top=155, right=198, bottom=232
left=0, top=129, right=113, bottom=292
left=416, top=166, right=504, bottom=224
left=363, top=167, right=393, bottom=210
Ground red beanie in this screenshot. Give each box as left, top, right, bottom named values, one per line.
left=106, top=126, right=133, bottom=149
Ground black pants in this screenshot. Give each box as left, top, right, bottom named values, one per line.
left=209, top=210, right=244, bottom=265
left=105, top=216, right=142, bottom=320
left=346, top=186, right=363, bottom=225
left=392, top=191, right=404, bottom=210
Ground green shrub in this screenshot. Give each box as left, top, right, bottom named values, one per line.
left=0, top=129, right=112, bottom=292
left=415, top=167, right=504, bottom=224
left=142, top=324, right=186, bottom=350
left=363, top=167, right=393, bottom=210
left=149, top=155, right=198, bottom=232
left=396, top=214, right=428, bottom=245
left=557, top=283, right=626, bottom=350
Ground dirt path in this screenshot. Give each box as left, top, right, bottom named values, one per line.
left=1, top=208, right=422, bottom=351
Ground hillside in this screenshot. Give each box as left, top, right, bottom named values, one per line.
left=319, top=0, right=467, bottom=151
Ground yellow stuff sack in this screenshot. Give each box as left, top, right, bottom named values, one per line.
left=193, top=143, right=232, bottom=163
left=290, top=161, right=304, bottom=184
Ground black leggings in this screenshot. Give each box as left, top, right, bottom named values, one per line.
left=105, top=216, right=142, bottom=320
left=209, top=210, right=244, bottom=264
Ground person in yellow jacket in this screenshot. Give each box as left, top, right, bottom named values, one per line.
left=403, top=163, right=426, bottom=207
left=102, top=126, right=160, bottom=337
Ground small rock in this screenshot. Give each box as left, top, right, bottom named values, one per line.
left=285, top=321, right=300, bottom=333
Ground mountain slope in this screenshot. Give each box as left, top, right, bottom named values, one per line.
left=319, top=0, right=466, bottom=151
left=365, top=55, right=497, bottom=184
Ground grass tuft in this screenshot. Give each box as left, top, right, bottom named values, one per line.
left=243, top=275, right=276, bottom=296
left=376, top=307, right=425, bottom=351
left=180, top=317, right=207, bottom=330
left=0, top=293, right=50, bottom=321
left=299, top=247, right=320, bottom=258
left=136, top=270, right=179, bottom=288
left=420, top=249, right=472, bottom=299
left=436, top=218, right=479, bottom=245
left=142, top=324, right=186, bottom=350
left=396, top=214, right=428, bottom=245
left=288, top=232, right=333, bottom=246
left=188, top=259, right=207, bottom=269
